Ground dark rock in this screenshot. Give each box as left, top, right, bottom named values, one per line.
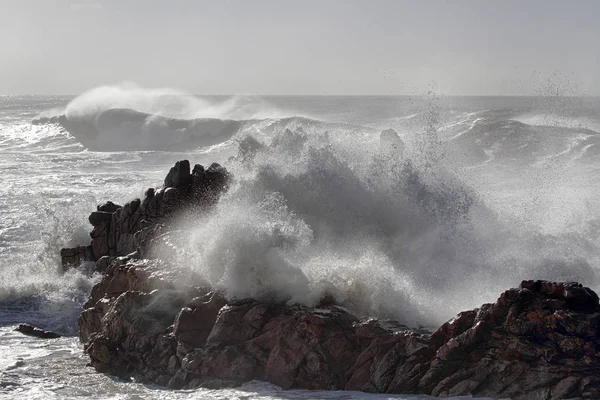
left=164, top=160, right=191, bottom=189
left=191, top=162, right=230, bottom=205
left=78, top=269, right=600, bottom=399
left=417, top=280, right=600, bottom=398
left=173, top=291, right=227, bottom=348
left=60, top=245, right=94, bottom=270
left=95, top=255, right=112, bottom=273
left=89, top=211, right=113, bottom=226
left=142, top=188, right=155, bottom=210
left=16, top=324, right=61, bottom=339
left=97, top=201, right=121, bottom=213
left=62, top=160, right=230, bottom=271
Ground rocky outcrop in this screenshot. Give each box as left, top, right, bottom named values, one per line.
left=60, top=160, right=230, bottom=270
left=80, top=262, right=600, bottom=398
left=75, top=161, right=600, bottom=399
left=418, top=280, right=600, bottom=398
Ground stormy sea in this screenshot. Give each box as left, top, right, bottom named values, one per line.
left=1, top=85, right=600, bottom=399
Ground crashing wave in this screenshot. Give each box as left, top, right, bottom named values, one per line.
left=32, top=109, right=245, bottom=151
left=29, top=84, right=310, bottom=152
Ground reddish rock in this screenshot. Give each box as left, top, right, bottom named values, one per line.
left=173, top=291, right=227, bottom=349
left=79, top=263, right=600, bottom=399
left=417, top=281, right=600, bottom=398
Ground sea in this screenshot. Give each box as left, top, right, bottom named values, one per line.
left=1, top=85, right=600, bottom=399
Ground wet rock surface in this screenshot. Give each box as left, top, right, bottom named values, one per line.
left=74, top=161, right=600, bottom=399
left=16, top=324, right=61, bottom=339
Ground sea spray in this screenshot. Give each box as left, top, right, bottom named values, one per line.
left=6, top=88, right=600, bottom=329
left=138, top=92, right=600, bottom=327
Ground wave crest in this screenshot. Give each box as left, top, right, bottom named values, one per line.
left=31, top=84, right=304, bottom=151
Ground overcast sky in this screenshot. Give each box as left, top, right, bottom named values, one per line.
left=1, top=0, right=599, bottom=95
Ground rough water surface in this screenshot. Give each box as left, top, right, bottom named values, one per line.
left=1, top=87, right=600, bottom=398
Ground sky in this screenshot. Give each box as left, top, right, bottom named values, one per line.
left=0, top=0, right=599, bottom=95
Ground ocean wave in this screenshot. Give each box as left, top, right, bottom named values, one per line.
left=31, top=107, right=379, bottom=152
left=0, top=121, right=82, bottom=152
left=447, top=117, right=600, bottom=166
left=36, top=109, right=247, bottom=151
left=29, top=83, right=320, bottom=151
left=150, top=124, right=600, bottom=327
left=513, top=113, right=600, bottom=133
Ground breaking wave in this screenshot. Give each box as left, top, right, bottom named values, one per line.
left=155, top=122, right=600, bottom=327
left=30, top=84, right=313, bottom=151
left=7, top=88, right=600, bottom=330
left=33, top=109, right=246, bottom=152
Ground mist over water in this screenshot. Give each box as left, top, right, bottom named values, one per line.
left=2, top=85, right=600, bottom=398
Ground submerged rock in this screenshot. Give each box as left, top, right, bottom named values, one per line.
left=72, top=161, right=600, bottom=398
left=16, top=324, right=61, bottom=339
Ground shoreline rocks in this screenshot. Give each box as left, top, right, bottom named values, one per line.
left=73, top=161, right=600, bottom=399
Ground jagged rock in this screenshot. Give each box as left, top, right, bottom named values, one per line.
left=95, top=255, right=112, bottom=273
left=78, top=261, right=600, bottom=398
left=89, top=211, right=113, bottom=226
left=60, top=160, right=230, bottom=269
left=191, top=163, right=230, bottom=205
left=97, top=201, right=121, bottom=213
left=72, top=162, right=600, bottom=398
left=164, top=160, right=191, bottom=189
left=16, top=324, right=61, bottom=339
left=173, top=291, right=227, bottom=349
left=417, top=280, right=600, bottom=398
left=59, top=245, right=94, bottom=270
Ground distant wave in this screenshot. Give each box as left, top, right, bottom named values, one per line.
left=513, top=113, right=600, bottom=133
left=33, top=109, right=247, bottom=151
left=29, top=83, right=315, bottom=151
left=447, top=117, right=600, bottom=165
left=31, top=110, right=376, bottom=152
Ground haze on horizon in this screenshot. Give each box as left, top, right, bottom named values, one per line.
left=1, top=0, right=599, bottom=96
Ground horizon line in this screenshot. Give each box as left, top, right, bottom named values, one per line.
left=2, top=93, right=600, bottom=98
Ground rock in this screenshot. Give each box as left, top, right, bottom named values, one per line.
left=77, top=266, right=600, bottom=398
left=173, top=291, right=227, bottom=348
left=89, top=211, right=113, bottom=226
left=418, top=280, right=600, bottom=398
left=95, top=255, right=112, bottom=273
left=380, top=128, right=405, bottom=159
left=164, top=160, right=191, bottom=189
left=61, top=160, right=230, bottom=270
left=191, top=162, right=230, bottom=205
left=16, top=324, right=61, bottom=339
left=97, top=201, right=121, bottom=213
left=72, top=161, right=600, bottom=398
left=60, top=245, right=94, bottom=270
